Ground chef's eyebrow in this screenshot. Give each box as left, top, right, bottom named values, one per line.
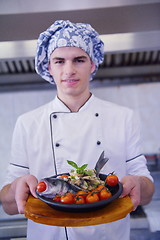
left=75, top=56, right=87, bottom=59
left=74, top=56, right=88, bottom=61
left=51, top=57, right=64, bottom=61
left=51, top=56, right=88, bottom=61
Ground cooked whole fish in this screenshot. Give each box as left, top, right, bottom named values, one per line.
left=36, top=177, right=84, bottom=198
left=94, top=151, right=109, bottom=177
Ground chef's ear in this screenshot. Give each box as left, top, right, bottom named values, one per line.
left=48, top=62, right=53, bottom=76
left=48, top=62, right=51, bottom=72
left=91, top=62, right=96, bottom=74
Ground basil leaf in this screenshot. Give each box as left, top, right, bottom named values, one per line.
left=76, top=169, right=84, bottom=174
left=84, top=170, right=93, bottom=176
left=67, top=160, right=78, bottom=169
left=80, top=164, right=88, bottom=170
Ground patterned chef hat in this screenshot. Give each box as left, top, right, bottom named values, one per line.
left=35, top=20, right=104, bottom=84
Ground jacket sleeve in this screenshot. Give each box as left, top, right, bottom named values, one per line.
left=3, top=116, right=29, bottom=186
left=125, top=110, right=153, bottom=181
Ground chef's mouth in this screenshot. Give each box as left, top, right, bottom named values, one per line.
left=62, top=79, right=79, bottom=84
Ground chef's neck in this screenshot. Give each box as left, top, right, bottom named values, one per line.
left=57, top=92, right=92, bottom=112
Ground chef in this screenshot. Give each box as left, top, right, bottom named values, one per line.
left=0, top=20, right=154, bottom=240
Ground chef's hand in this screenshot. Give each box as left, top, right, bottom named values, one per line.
left=120, top=175, right=141, bottom=211
left=120, top=175, right=154, bottom=211
left=13, top=174, right=38, bottom=214
left=0, top=175, right=38, bottom=215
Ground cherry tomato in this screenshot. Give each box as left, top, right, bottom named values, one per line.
left=60, top=192, right=75, bottom=204
left=75, top=196, right=85, bottom=204
left=99, top=188, right=112, bottom=200
left=53, top=194, right=61, bottom=202
left=76, top=190, right=88, bottom=200
left=105, top=174, right=119, bottom=186
left=96, top=184, right=105, bottom=191
left=36, top=181, right=46, bottom=192
left=94, top=184, right=106, bottom=197
left=59, top=174, right=69, bottom=179
left=86, top=192, right=99, bottom=203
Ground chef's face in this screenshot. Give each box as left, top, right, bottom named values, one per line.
left=49, top=46, right=95, bottom=100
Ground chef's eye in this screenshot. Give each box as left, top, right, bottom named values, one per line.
left=55, top=60, right=64, bottom=64
left=53, top=58, right=64, bottom=64
left=75, top=58, right=85, bottom=63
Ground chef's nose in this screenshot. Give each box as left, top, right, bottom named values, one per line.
left=64, top=61, right=76, bottom=76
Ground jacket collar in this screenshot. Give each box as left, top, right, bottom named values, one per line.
left=50, top=94, right=95, bottom=113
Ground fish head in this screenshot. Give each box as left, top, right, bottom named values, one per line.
left=45, top=177, right=63, bottom=192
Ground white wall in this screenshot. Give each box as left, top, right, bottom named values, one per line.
left=92, top=82, right=160, bottom=154
left=0, top=82, right=160, bottom=188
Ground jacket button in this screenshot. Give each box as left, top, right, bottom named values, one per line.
left=95, top=113, right=99, bottom=117
left=56, top=143, right=60, bottom=147
left=53, top=114, right=57, bottom=118
left=97, top=141, right=101, bottom=145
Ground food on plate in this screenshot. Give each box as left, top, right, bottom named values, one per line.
left=36, top=160, right=119, bottom=205
left=60, top=192, right=75, bottom=204
left=59, top=174, right=69, bottom=179
left=36, top=181, right=47, bottom=192
left=86, top=192, right=99, bottom=203
left=105, top=173, right=119, bottom=187
left=53, top=194, right=61, bottom=202
left=99, top=188, right=112, bottom=200
left=36, top=177, right=81, bottom=198
left=74, top=195, right=86, bottom=204
left=66, top=160, right=105, bottom=191
left=76, top=190, right=87, bottom=200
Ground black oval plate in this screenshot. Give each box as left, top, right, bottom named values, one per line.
left=36, top=173, right=123, bottom=212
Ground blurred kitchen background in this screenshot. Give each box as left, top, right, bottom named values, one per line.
left=0, top=0, right=160, bottom=239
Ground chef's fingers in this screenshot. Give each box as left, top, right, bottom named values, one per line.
left=27, top=175, right=38, bottom=199
left=120, top=175, right=141, bottom=210
left=15, top=175, right=38, bottom=214
left=128, top=185, right=140, bottom=211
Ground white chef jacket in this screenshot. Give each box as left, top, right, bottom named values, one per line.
left=4, top=94, right=153, bottom=240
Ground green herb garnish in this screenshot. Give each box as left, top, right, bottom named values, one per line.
left=84, top=170, right=93, bottom=176
left=67, top=160, right=88, bottom=174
